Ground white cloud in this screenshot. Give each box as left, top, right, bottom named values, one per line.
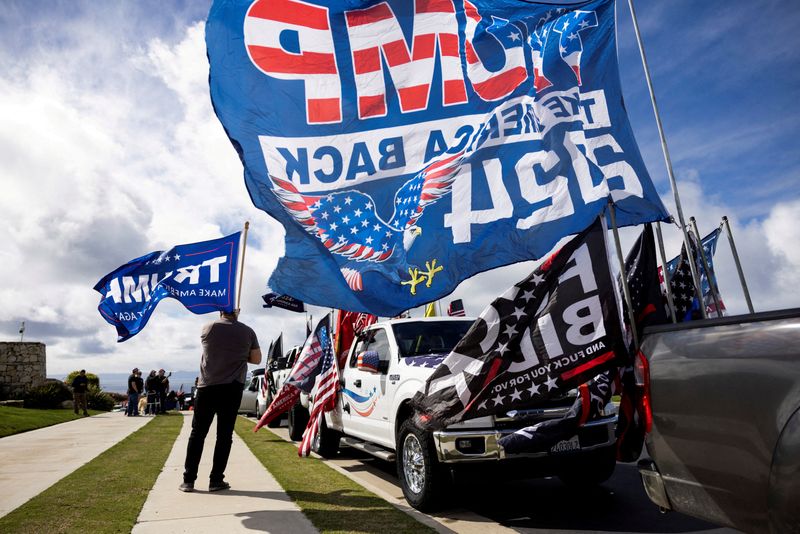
left=1, top=4, right=798, bottom=381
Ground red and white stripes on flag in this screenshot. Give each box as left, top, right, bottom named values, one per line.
left=298, top=335, right=339, bottom=457
left=254, top=315, right=333, bottom=432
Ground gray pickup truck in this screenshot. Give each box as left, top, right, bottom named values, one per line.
left=638, top=308, right=800, bottom=533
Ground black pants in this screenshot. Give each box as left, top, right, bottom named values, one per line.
left=183, top=382, right=242, bottom=484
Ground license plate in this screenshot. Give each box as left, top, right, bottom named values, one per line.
left=550, top=436, right=580, bottom=454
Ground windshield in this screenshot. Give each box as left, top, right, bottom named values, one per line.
left=392, top=320, right=473, bottom=357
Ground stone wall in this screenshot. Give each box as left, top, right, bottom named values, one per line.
left=0, top=342, right=46, bottom=399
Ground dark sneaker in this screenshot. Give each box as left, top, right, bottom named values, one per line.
left=208, top=481, right=230, bottom=492
left=178, top=482, right=194, bottom=493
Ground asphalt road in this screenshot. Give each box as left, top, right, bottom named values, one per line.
left=249, top=416, right=737, bottom=533
left=334, top=446, right=738, bottom=534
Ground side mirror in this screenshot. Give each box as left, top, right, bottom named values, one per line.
left=357, top=351, right=384, bottom=374
left=248, top=382, right=258, bottom=392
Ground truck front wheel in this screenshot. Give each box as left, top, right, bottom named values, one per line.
left=312, top=416, right=341, bottom=458
left=287, top=401, right=309, bottom=441
left=264, top=391, right=281, bottom=428
left=396, top=419, right=447, bottom=511
left=558, top=444, right=617, bottom=487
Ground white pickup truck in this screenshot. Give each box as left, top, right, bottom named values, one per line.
left=307, top=317, right=619, bottom=511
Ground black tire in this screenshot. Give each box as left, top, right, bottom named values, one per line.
left=287, top=401, right=309, bottom=441
left=558, top=444, right=617, bottom=487
left=396, top=418, right=447, bottom=511
left=311, top=416, right=341, bottom=458
left=265, top=391, right=281, bottom=428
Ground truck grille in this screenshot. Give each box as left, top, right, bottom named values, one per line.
left=493, top=393, right=576, bottom=430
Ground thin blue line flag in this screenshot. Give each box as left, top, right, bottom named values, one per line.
left=94, top=232, right=241, bottom=342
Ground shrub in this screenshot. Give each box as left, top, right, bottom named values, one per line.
left=65, top=371, right=100, bottom=389
left=23, top=381, right=73, bottom=409
left=87, top=386, right=115, bottom=411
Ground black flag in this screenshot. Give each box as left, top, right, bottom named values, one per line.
left=412, top=218, right=627, bottom=430
left=623, top=224, right=669, bottom=340
left=616, top=224, right=668, bottom=462
left=262, top=292, right=305, bottom=313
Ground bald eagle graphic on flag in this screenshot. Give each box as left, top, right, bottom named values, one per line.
left=269, top=150, right=465, bottom=291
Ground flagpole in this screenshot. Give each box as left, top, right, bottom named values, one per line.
left=690, top=217, right=723, bottom=317
left=722, top=216, right=755, bottom=313
left=236, top=221, right=250, bottom=312
left=608, top=203, right=639, bottom=352
left=627, top=0, right=705, bottom=316
left=655, top=222, right=677, bottom=323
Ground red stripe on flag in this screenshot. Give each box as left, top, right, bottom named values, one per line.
left=399, top=85, right=429, bottom=111
left=636, top=303, right=656, bottom=324
left=443, top=79, right=467, bottom=105
left=353, top=47, right=381, bottom=74
left=578, top=384, right=590, bottom=426
left=248, top=46, right=337, bottom=74
left=480, top=357, right=503, bottom=390
left=415, top=0, right=455, bottom=14
left=345, top=3, right=393, bottom=27
left=248, top=0, right=330, bottom=30
left=383, top=39, right=411, bottom=67
left=470, top=67, right=528, bottom=100
left=308, top=98, right=341, bottom=123
left=411, top=34, right=436, bottom=61
left=438, top=33, right=459, bottom=57
left=561, top=351, right=616, bottom=381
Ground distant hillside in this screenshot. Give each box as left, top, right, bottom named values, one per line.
left=49, top=367, right=262, bottom=394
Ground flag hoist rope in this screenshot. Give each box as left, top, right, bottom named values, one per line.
left=236, top=221, right=250, bottom=311
left=627, top=0, right=707, bottom=319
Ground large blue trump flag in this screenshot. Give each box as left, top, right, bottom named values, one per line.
left=94, top=233, right=241, bottom=341
left=206, top=0, right=669, bottom=316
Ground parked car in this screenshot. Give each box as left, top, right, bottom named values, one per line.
left=266, top=344, right=302, bottom=429
left=301, top=317, right=618, bottom=511
left=238, top=368, right=266, bottom=416
left=637, top=308, right=800, bottom=533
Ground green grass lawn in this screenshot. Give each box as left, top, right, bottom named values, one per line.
left=0, top=406, right=104, bottom=438
left=236, top=417, right=434, bottom=534
left=0, top=413, right=182, bottom=534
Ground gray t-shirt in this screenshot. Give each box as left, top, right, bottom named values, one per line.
left=198, top=317, right=260, bottom=387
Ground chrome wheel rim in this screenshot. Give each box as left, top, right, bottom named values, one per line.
left=402, top=434, right=425, bottom=494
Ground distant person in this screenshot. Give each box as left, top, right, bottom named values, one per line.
left=135, top=370, right=144, bottom=415
left=145, top=370, right=159, bottom=415
left=157, top=369, right=170, bottom=414
left=180, top=309, right=261, bottom=493
left=71, top=370, right=89, bottom=416
left=126, top=367, right=141, bottom=416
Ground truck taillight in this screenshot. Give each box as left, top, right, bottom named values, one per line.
left=634, top=351, right=653, bottom=433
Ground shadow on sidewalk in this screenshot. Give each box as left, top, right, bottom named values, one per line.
left=235, top=509, right=317, bottom=533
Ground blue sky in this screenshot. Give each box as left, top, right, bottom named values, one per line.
left=0, top=0, right=798, bottom=375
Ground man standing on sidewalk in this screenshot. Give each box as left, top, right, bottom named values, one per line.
left=71, top=369, right=89, bottom=416
left=180, top=310, right=261, bottom=493
left=126, top=368, right=141, bottom=416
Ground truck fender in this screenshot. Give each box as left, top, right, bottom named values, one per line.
left=768, top=404, right=800, bottom=534
left=390, top=379, right=425, bottom=445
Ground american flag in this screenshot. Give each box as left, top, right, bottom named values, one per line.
left=299, top=319, right=339, bottom=457
left=353, top=312, right=377, bottom=334
left=254, top=316, right=331, bottom=432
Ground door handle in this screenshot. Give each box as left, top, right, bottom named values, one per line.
left=353, top=379, right=362, bottom=388
left=343, top=404, right=350, bottom=414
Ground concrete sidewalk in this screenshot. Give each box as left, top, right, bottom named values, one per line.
left=133, top=413, right=317, bottom=534
left=0, top=411, right=151, bottom=518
